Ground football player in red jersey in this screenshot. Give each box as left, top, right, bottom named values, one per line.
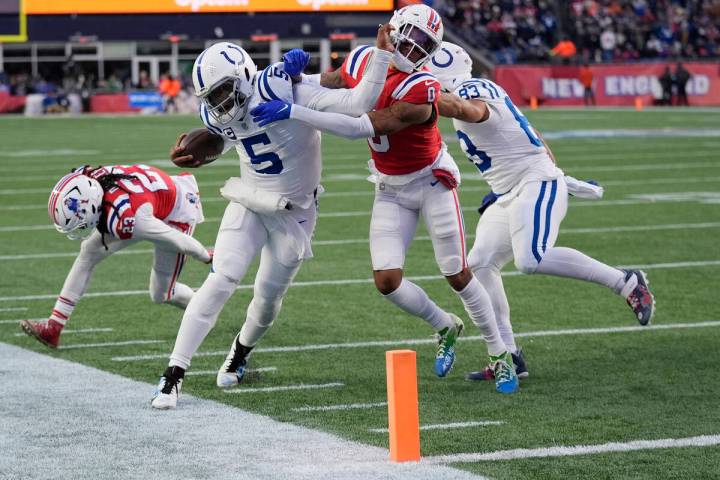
left=20, top=165, right=211, bottom=348
left=251, top=5, right=518, bottom=393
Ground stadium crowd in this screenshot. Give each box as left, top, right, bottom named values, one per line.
left=438, top=0, right=720, bottom=64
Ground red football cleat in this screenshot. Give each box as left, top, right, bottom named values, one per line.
left=20, top=319, right=63, bottom=348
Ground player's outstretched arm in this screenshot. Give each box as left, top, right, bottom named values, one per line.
left=251, top=100, right=375, bottom=139
left=133, top=205, right=212, bottom=263
left=367, top=101, right=434, bottom=135
left=438, top=93, right=489, bottom=123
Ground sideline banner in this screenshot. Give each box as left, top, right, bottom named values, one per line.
left=25, top=0, right=394, bottom=14
left=494, top=63, right=720, bottom=106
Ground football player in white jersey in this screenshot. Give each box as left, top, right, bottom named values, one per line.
left=152, top=30, right=396, bottom=409
left=428, top=42, right=656, bottom=380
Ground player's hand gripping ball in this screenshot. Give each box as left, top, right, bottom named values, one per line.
left=170, top=129, right=224, bottom=168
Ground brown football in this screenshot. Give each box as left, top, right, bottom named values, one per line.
left=173, top=128, right=224, bottom=168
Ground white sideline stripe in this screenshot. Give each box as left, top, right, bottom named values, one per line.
left=292, top=402, right=387, bottom=412
left=4, top=259, right=720, bottom=303
left=224, top=382, right=344, bottom=394
left=2, top=220, right=718, bottom=255
left=369, top=421, right=505, bottom=433
left=13, top=327, right=113, bottom=336
left=0, top=317, right=44, bottom=324
left=1, top=343, right=483, bottom=480
left=110, top=321, right=720, bottom=362
left=185, top=366, right=277, bottom=376
left=424, top=434, right=720, bottom=464
left=0, top=307, right=27, bottom=312
left=57, top=339, right=164, bottom=350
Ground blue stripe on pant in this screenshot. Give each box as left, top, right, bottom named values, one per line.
left=541, top=180, right=558, bottom=254
left=531, top=181, right=547, bottom=263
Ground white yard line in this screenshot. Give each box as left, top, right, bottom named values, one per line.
left=2, top=219, right=719, bottom=254
left=3, top=259, right=720, bottom=303
left=13, top=327, right=113, bottom=336
left=1, top=343, right=483, bottom=480
left=424, top=434, right=720, bottom=464
left=185, top=366, right=277, bottom=376
left=0, top=317, right=44, bottom=324
left=292, top=402, right=388, bottom=412
left=369, top=421, right=505, bottom=433
left=223, top=382, right=345, bottom=394
left=0, top=307, right=27, bottom=312
left=110, top=320, right=720, bottom=362
left=57, top=339, right=165, bottom=350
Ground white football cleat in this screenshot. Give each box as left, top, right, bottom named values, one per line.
left=151, top=366, right=184, bottom=410
left=216, top=333, right=252, bottom=388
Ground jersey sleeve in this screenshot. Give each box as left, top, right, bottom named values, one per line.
left=257, top=64, right=293, bottom=103
left=389, top=71, right=440, bottom=105
left=455, top=79, right=505, bottom=102
left=339, top=45, right=373, bottom=88
left=105, top=192, right=136, bottom=240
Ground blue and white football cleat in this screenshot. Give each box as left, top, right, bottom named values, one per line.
left=151, top=366, right=184, bottom=410
left=493, top=356, right=519, bottom=394
left=466, top=347, right=529, bottom=381
left=216, top=333, right=253, bottom=388
left=434, top=314, right=464, bottom=377
left=622, top=269, right=655, bottom=326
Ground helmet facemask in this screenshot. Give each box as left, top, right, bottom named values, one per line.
left=201, top=76, right=251, bottom=125
left=392, top=22, right=441, bottom=73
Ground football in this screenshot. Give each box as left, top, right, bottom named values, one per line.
left=172, top=128, right=224, bottom=168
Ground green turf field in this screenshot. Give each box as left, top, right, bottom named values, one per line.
left=2, top=109, right=719, bottom=479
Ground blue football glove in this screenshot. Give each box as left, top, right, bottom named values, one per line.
left=586, top=179, right=599, bottom=186
left=250, top=100, right=292, bottom=127
left=478, top=191, right=500, bottom=215
left=282, top=49, right=310, bottom=77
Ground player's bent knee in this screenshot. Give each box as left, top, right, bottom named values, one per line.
left=374, top=270, right=402, bottom=295
left=514, top=255, right=539, bottom=275
left=446, top=268, right=472, bottom=291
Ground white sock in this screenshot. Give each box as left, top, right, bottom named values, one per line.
left=455, top=276, right=507, bottom=356
left=169, top=272, right=237, bottom=369
left=473, top=266, right=517, bottom=354
left=165, top=282, right=194, bottom=309
left=50, top=296, right=76, bottom=325
left=535, top=247, right=626, bottom=293
left=384, top=279, right=453, bottom=331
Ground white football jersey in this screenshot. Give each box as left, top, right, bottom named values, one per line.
left=201, top=63, right=321, bottom=208
left=451, top=78, right=561, bottom=194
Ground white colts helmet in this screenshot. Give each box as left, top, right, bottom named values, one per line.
left=48, top=172, right=104, bottom=240
left=428, top=41, right=473, bottom=92
left=193, top=42, right=257, bottom=124
left=389, top=4, right=444, bottom=73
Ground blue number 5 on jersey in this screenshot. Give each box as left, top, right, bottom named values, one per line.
left=241, top=133, right=284, bottom=174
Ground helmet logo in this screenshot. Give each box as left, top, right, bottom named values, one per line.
left=220, top=51, right=238, bottom=65
left=65, top=197, right=80, bottom=213
left=427, top=10, right=442, bottom=34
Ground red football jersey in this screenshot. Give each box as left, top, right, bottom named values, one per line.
left=88, top=165, right=176, bottom=240
left=339, top=45, right=442, bottom=175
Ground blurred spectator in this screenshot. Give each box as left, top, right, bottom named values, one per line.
left=159, top=74, right=181, bottom=113
left=550, top=36, right=577, bottom=63
left=135, top=70, right=153, bottom=89
left=579, top=63, right=596, bottom=105
left=439, top=0, right=720, bottom=64
left=674, top=62, right=691, bottom=105
left=659, top=66, right=674, bottom=104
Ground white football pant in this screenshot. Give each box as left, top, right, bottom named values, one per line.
left=467, top=178, right=627, bottom=352
left=169, top=201, right=316, bottom=369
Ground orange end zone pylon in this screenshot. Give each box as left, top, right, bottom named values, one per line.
left=385, top=349, right=420, bottom=462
